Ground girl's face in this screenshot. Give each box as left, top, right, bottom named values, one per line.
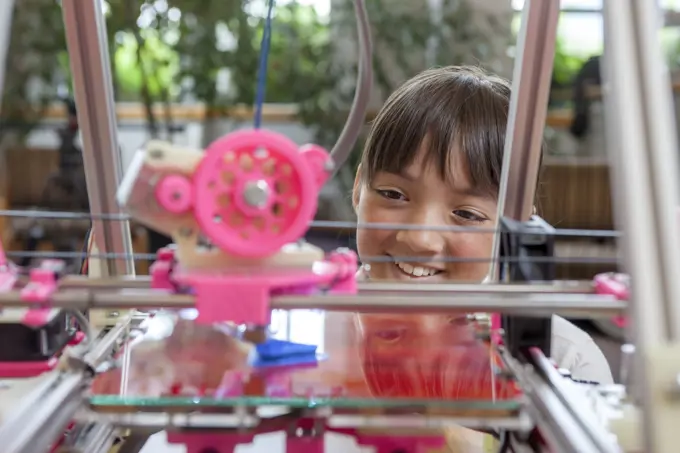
left=353, top=143, right=498, bottom=283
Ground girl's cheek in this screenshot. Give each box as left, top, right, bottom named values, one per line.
left=362, top=202, right=395, bottom=223
left=448, top=232, right=494, bottom=258
left=444, top=233, right=495, bottom=281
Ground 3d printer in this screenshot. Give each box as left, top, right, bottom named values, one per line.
left=0, top=1, right=678, bottom=453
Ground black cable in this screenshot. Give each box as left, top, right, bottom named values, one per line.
left=497, top=430, right=515, bottom=453
left=19, top=226, right=42, bottom=267
left=569, top=377, right=600, bottom=385
left=78, top=227, right=92, bottom=274
left=486, top=430, right=501, bottom=440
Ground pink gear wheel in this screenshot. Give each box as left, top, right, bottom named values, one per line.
left=156, top=174, right=193, bottom=214
left=193, top=129, right=324, bottom=258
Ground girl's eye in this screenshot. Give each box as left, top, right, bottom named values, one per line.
left=374, top=329, right=405, bottom=343
left=376, top=189, right=406, bottom=201
left=453, top=209, right=486, bottom=223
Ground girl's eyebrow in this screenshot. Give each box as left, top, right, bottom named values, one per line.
left=382, top=168, right=496, bottom=199
left=454, top=185, right=492, bottom=198
left=392, top=168, right=418, bottom=181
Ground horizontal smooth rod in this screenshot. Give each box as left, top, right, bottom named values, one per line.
left=55, top=276, right=596, bottom=294
left=0, top=289, right=623, bottom=318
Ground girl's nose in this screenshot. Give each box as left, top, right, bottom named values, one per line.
left=395, top=210, right=447, bottom=255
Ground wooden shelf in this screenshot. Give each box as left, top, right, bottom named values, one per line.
left=21, top=102, right=577, bottom=129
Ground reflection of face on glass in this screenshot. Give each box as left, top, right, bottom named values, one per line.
left=355, top=313, right=514, bottom=400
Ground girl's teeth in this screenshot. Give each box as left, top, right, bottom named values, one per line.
left=396, top=262, right=438, bottom=277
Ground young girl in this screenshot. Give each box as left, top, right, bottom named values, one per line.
left=349, top=66, right=614, bottom=450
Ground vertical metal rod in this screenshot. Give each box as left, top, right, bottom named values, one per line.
left=488, top=0, right=560, bottom=279
left=602, top=0, right=677, bottom=356
left=633, top=0, right=680, bottom=341
left=0, top=0, right=15, bottom=233
left=0, top=0, right=14, bottom=104
left=61, top=0, right=134, bottom=277
left=602, top=1, right=680, bottom=451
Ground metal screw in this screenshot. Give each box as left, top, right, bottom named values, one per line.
left=243, top=180, right=270, bottom=208
left=620, top=343, right=636, bottom=388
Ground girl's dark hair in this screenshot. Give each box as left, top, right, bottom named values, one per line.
left=360, top=66, right=512, bottom=199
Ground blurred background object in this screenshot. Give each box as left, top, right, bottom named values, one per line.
left=5, top=0, right=680, bottom=379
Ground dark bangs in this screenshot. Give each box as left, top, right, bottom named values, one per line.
left=361, top=66, right=511, bottom=198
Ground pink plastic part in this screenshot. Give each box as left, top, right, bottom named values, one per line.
left=594, top=272, right=629, bottom=329
left=283, top=419, right=324, bottom=453
left=0, top=357, right=58, bottom=378
left=286, top=437, right=324, bottom=453
left=21, top=260, right=62, bottom=327
left=490, top=313, right=502, bottom=344
left=165, top=420, right=447, bottom=453
left=22, top=309, right=53, bottom=327
left=166, top=433, right=255, bottom=453
left=300, top=144, right=333, bottom=189
left=355, top=434, right=445, bottom=453
left=194, top=129, right=326, bottom=258
left=155, top=174, right=193, bottom=214
left=69, top=331, right=86, bottom=346
left=264, top=371, right=293, bottom=397
left=327, top=249, right=358, bottom=294
left=21, top=260, right=61, bottom=302
left=594, top=272, right=630, bottom=300
left=611, top=316, right=628, bottom=329
left=188, top=276, right=270, bottom=325
left=174, top=249, right=357, bottom=325
left=150, top=247, right=176, bottom=290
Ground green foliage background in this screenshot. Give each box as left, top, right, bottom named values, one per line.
left=2, top=0, right=597, bottom=162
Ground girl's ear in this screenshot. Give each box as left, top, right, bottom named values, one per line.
left=352, top=164, right=363, bottom=212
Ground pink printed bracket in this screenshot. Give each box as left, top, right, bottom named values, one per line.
left=146, top=129, right=359, bottom=326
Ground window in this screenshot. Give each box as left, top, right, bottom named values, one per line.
left=270, top=310, right=326, bottom=352
left=248, top=0, right=331, bottom=19
left=513, top=0, right=601, bottom=11
left=511, top=1, right=603, bottom=57
left=512, top=0, right=680, bottom=58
